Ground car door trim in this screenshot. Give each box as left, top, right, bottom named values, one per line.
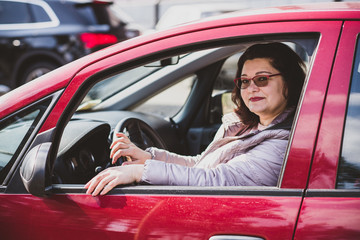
left=305, top=189, right=360, bottom=197
left=209, top=236, right=264, bottom=240
left=51, top=184, right=303, bottom=196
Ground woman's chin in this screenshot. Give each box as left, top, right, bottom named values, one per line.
left=248, top=105, right=266, bottom=115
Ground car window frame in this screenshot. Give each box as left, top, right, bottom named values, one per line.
left=36, top=20, right=341, bottom=195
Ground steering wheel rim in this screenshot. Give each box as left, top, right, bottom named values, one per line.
left=113, top=117, right=167, bottom=151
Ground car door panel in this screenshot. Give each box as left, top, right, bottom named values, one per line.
left=294, top=191, right=360, bottom=240
left=0, top=188, right=303, bottom=240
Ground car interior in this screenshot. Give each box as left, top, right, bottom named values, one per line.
left=49, top=35, right=318, bottom=186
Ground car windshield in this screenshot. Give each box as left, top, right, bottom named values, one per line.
left=78, top=63, right=163, bottom=111
left=78, top=55, right=187, bottom=111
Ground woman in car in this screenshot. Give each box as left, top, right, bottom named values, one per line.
left=85, top=42, right=306, bottom=196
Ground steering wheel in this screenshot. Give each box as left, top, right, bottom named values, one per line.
left=111, top=117, right=167, bottom=165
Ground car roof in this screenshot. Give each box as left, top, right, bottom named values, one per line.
left=1, top=2, right=359, bottom=118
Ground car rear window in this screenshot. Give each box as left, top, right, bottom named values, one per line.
left=0, top=1, right=30, bottom=24
left=0, top=1, right=53, bottom=27
left=74, top=4, right=98, bottom=25
left=30, top=2, right=51, bottom=22
left=74, top=2, right=121, bottom=27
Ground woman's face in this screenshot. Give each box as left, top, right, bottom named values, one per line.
left=240, top=58, right=288, bottom=126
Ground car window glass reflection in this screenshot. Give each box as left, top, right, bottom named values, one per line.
left=337, top=38, right=360, bottom=189
left=0, top=1, right=29, bottom=24
left=30, top=3, right=51, bottom=22
left=133, top=74, right=196, bottom=118
left=0, top=110, right=40, bottom=183
left=79, top=63, right=162, bottom=111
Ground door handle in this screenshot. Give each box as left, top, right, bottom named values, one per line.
left=209, top=236, right=264, bottom=240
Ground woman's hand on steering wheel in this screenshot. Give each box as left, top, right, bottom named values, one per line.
left=110, top=132, right=151, bottom=165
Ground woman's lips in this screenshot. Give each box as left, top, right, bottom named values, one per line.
left=249, top=97, right=264, bottom=102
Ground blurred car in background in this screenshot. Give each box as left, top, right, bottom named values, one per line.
left=0, top=0, right=140, bottom=89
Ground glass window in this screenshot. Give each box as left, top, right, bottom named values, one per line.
left=79, top=63, right=162, bottom=111
left=75, top=5, right=97, bottom=25
left=337, top=38, right=360, bottom=189
left=75, top=3, right=116, bottom=26
left=0, top=1, right=30, bottom=24
left=30, top=3, right=51, bottom=22
left=0, top=100, right=50, bottom=184
left=134, top=75, right=196, bottom=118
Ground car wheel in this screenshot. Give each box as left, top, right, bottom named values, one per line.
left=20, top=61, right=58, bottom=85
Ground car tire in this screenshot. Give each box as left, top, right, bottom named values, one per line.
left=20, top=61, right=58, bottom=85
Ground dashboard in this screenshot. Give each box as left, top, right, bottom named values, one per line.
left=53, top=119, right=110, bottom=184
left=52, top=110, right=179, bottom=184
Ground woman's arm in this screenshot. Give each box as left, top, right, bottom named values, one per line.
left=141, top=137, right=288, bottom=186
left=146, top=147, right=199, bottom=167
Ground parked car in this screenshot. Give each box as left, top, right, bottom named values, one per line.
left=0, top=2, right=359, bottom=239
left=0, top=0, right=139, bottom=89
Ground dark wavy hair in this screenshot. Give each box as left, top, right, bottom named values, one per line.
left=232, top=42, right=306, bottom=127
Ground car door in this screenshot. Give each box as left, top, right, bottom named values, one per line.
left=1, top=20, right=341, bottom=240
left=294, top=21, right=360, bottom=239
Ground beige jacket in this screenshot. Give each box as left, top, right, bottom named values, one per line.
left=141, top=108, right=294, bottom=186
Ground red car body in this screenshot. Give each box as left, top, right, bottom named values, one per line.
left=0, top=2, right=359, bottom=240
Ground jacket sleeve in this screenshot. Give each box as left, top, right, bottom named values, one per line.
left=146, top=147, right=199, bottom=167
left=141, top=137, right=288, bottom=186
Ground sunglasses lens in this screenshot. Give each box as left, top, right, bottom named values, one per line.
left=253, top=76, right=269, bottom=87
left=240, top=79, right=250, bottom=89
left=235, top=74, right=279, bottom=89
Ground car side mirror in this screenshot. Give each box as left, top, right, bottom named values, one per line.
left=20, top=142, right=52, bottom=197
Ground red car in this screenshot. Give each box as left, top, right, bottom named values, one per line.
left=0, top=2, right=359, bottom=240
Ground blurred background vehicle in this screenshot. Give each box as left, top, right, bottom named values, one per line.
left=0, top=0, right=141, bottom=90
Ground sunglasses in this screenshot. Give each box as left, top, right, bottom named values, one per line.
left=234, top=73, right=282, bottom=89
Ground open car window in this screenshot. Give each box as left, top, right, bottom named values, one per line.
left=57, top=35, right=318, bottom=188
